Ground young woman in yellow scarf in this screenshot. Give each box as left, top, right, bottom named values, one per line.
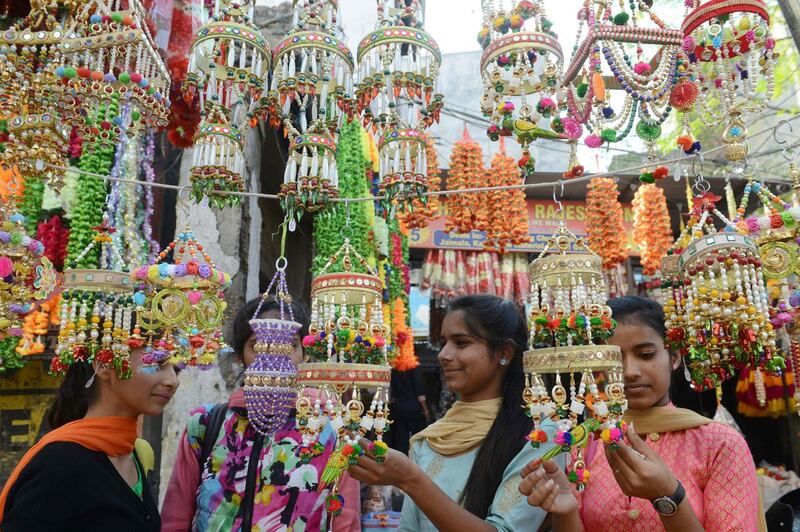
left=520, top=295, right=766, bottom=531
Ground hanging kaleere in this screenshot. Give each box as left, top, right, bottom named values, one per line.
left=297, top=235, right=392, bottom=520
left=56, top=0, right=171, bottom=147
left=183, top=0, right=270, bottom=207
left=131, top=223, right=232, bottom=370
left=0, top=0, right=72, bottom=189
left=565, top=0, right=684, bottom=153
left=661, top=171, right=783, bottom=392
left=478, top=0, right=565, bottom=175
left=680, top=0, right=775, bottom=166
left=0, top=206, right=54, bottom=337
left=243, top=255, right=301, bottom=438
left=49, top=214, right=137, bottom=378
left=398, top=134, right=440, bottom=229
left=523, top=204, right=622, bottom=490
left=632, top=183, right=673, bottom=276
left=376, top=125, right=428, bottom=215
left=281, top=131, right=339, bottom=219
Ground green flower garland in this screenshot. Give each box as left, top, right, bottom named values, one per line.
left=313, top=120, right=376, bottom=274
left=19, top=176, right=44, bottom=234
left=0, top=336, right=23, bottom=374
left=66, top=102, right=118, bottom=268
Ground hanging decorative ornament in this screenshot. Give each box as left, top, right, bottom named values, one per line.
left=0, top=0, right=72, bottom=189
left=523, top=206, right=623, bottom=490
left=398, top=133, right=440, bottom=229
left=183, top=0, right=270, bottom=207
left=563, top=0, right=684, bottom=152
left=297, top=236, right=391, bottom=518
left=280, top=131, right=340, bottom=219
left=479, top=0, right=565, bottom=175
left=189, top=101, right=246, bottom=209
left=376, top=125, right=428, bottom=215
left=56, top=0, right=171, bottom=146
left=355, top=0, right=443, bottom=127
left=0, top=192, right=53, bottom=337
left=680, top=0, right=775, bottom=166
left=131, top=226, right=232, bottom=370
left=632, top=183, right=673, bottom=276
left=661, top=171, right=783, bottom=391
left=484, top=138, right=530, bottom=252
left=50, top=214, right=137, bottom=378
left=243, top=260, right=300, bottom=438
left=445, top=127, right=487, bottom=235
left=265, top=0, right=354, bottom=134
left=586, top=177, right=627, bottom=270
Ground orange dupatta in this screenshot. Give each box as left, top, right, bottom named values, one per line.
left=0, top=416, right=138, bottom=519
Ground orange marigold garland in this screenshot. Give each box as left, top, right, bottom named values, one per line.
left=391, top=298, right=417, bottom=371
left=632, top=184, right=673, bottom=276
left=399, top=135, right=441, bottom=229
left=445, top=127, right=487, bottom=234
left=586, top=178, right=627, bottom=269
left=484, top=139, right=529, bottom=252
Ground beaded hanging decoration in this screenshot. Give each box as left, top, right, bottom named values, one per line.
left=50, top=214, right=136, bottom=378
left=243, top=261, right=301, bottom=438
left=566, top=0, right=685, bottom=153
left=679, top=0, right=776, bottom=165
left=279, top=131, right=340, bottom=219
left=661, top=173, right=783, bottom=391
left=478, top=0, right=566, bottom=175
left=0, top=188, right=53, bottom=337
left=297, top=236, right=391, bottom=518
left=55, top=0, right=171, bottom=147
left=131, top=227, right=232, bottom=370
left=523, top=208, right=624, bottom=490
left=376, top=126, right=428, bottom=216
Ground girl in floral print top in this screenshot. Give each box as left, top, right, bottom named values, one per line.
left=161, top=297, right=360, bottom=531
left=520, top=296, right=766, bottom=531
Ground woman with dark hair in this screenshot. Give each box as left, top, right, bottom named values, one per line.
left=348, top=294, right=561, bottom=531
left=161, top=296, right=360, bottom=531
left=0, top=349, right=178, bottom=530
left=521, top=295, right=766, bottom=531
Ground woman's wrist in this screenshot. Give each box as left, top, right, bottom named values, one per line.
left=396, top=462, right=424, bottom=494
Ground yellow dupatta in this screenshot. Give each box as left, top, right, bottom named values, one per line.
left=410, top=398, right=502, bottom=456
left=623, top=406, right=767, bottom=532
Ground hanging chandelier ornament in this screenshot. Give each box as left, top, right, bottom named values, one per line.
left=297, top=235, right=391, bottom=518
left=131, top=221, right=232, bottom=371
left=661, top=167, right=782, bottom=391
left=478, top=0, right=566, bottom=175
left=523, top=203, right=627, bottom=490
left=0, top=186, right=54, bottom=337
left=55, top=0, right=171, bottom=147
left=279, top=130, right=340, bottom=220
left=243, top=258, right=301, bottom=438
left=680, top=0, right=775, bottom=165
left=0, top=0, right=74, bottom=190
left=523, top=203, right=623, bottom=491
left=355, top=0, right=443, bottom=132
left=264, top=0, right=354, bottom=135
left=564, top=0, right=684, bottom=153
left=50, top=213, right=137, bottom=378
left=189, top=101, right=246, bottom=209
left=376, top=124, right=428, bottom=216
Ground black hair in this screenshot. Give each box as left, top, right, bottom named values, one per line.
left=46, top=361, right=98, bottom=430
left=231, top=295, right=310, bottom=360
left=446, top=294, right=531, bottom=519
left=607, top=295, right=666, bottom=339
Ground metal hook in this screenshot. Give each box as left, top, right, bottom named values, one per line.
left=773, top=119, right=793, bottom=146
left=344, top=198, right=351, bottom=227
left=552, top=180, right=564, bottom=214
left=177, top=185, right=192, bottom=220
left=691, top=152, right=705, bottom=178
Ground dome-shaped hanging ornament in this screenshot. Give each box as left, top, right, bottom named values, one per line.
left=56, top=0, right=171, bottom=146
left=297, top=236, right=391, bottom=519
left=279, top=130, right=339, bottom=220
left=522, top=207, right=623, bottom=491
left=662, top=173, right=782, bottom=391
left=377, top=124, right=428, bottom=216
left=479, top=0, right=566, bottom=175
left=264, top=0, right=354, bottom=135
left=131, top=226, right=232, bottom=370
left=0, top=192, right=54, bottom=337
left=50, top=214, right=136, bottom=378
left=243, top=260, right=300, bottom=438
left=189, top=101, right=247, bottom=209
left=680, top=0, right=775, bottom=165
left=563, top=0, right=684, bottom=152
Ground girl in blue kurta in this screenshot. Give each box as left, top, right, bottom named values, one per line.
left=349, top=295, right=562, bottom=531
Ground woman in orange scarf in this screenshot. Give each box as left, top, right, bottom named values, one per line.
left=0, top=348, right=178, bottom=531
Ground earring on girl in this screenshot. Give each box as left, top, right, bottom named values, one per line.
left=500, top=358, right=508, bottom=366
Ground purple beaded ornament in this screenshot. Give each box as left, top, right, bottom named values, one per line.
left=243, top=260, right=301, bottom=437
